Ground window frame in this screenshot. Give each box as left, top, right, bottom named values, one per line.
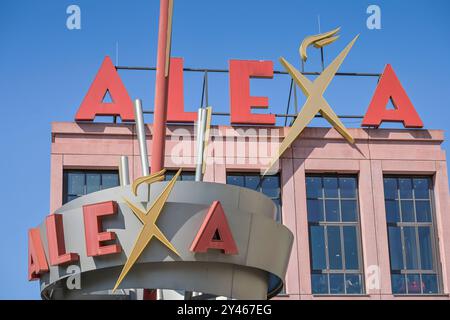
left=306, top=173, right=365, bottom=295
left=63, top=169, right=120, bottom=204
left=225, top=171, right=283, bottom=223
left=383, top=175, right=442, bottom=295
left=225, top=171, right=284, bottom=295
left=164, top=169, right=196, bottom=181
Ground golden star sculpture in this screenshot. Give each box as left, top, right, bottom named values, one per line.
left=263, top=29, right=358, bottom=176
left=112, top=168, right=181, bottom=292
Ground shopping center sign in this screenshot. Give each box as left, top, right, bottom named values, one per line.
left=29, top=170, right=292, bottom=299
left=74, top=27, right=424, bottom=176
left=75, top=32, right=424, bottom=130
left=28, top=1, right=424, bottom=299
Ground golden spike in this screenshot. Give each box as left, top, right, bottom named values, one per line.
left=202, top=106, right=213, bottom=174
left=131, top=168, right=166, bottom=196
left=299, top=27, right=340, bottom=62
left=122, top=197, right=147, bottom=224
left=112, top=168, right=182, bottom=292
left=263, top=35, right=358, bottom=176
left=314, top=35, right=340, bottom=48
left=165, top=0, right=174, bottom=77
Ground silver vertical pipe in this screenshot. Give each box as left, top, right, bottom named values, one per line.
left=194, top=108, right=203, bottom=181
left=184, top=108, right=206, bottom=301
left=195, top=108, right=207, bottom=182
left=195, top=108, right=203, bottom=146
left=187, top=108, right=208, bottom=300
left=134, top=99, right=150, bottom=177
left=119, top=156, right=130, bottom=186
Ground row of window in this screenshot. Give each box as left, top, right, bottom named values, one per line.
left=306, top=176, right=364, bottom=294
left=384, top=177, right=439, bottom=295
left=63, top=170, right=439, bottom=295
left=306, top=175, right=439, bottom=295
left=63, top=171, right=119, bottom=203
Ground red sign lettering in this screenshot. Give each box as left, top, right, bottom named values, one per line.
left=362, top=64, right=423, bottom=128
left=28, top=228, right=49, bottom=281
left=74, top=57, right=423, bottom=129
left=83, top=201, right=122, bottom=257
left=75, top=56, right=134, bottom=122
left=46, top=214, right=79, bottom=266
left=190, top=201, right=238, bottom=255
left=167, top=57, right=197, bottom=122
left=229, top=60, right=275, bottom=125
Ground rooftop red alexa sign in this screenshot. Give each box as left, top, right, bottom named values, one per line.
left=75, top=56, right=424, bottom=128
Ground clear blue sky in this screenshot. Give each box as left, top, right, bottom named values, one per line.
left=0, top=0, right=449, bottom=299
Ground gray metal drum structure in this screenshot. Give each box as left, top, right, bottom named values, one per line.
left=37, top=181, right=293, bottom=300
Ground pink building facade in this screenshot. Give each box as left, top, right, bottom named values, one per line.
left=50, top=121, right=450, bottom=299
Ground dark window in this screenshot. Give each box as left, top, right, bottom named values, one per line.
left=164, top=170, right=195, bottom=181
left=227, top=172, right=283, bottom=295
left=63, top=170, right=119, bottom=204
left=384, top=176, right=440, bottom=295
left=226, top=173, right=282, bottom=223
left=306, top=175, right=364, bottom=295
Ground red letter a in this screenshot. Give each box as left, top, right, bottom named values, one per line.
left=28, top=228, right=49, bottom=281
left=75, top=56, right=134, bottom=122
left=362, top=64, right=423, bottom=128
left=190, top=201, right=238, bottom=255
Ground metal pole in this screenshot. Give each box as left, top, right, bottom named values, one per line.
left=195, top=108, right=203, bottom=166
left=151, top=0, right=173, bottom=174
left=143, top=110, right=365, bottom=119
left=284, top=79, right=293, bottom=127
left=134, top=99, right=150, bottom=177
left=195, top=108, right=207, bottom=182
left=116, top=65, right=381, bottom=77
left=320, top=47, right=325, bottom=71
left=184, top=107, right=207, bottom=300
left=293, top=85, right=298, bottom=114
left=204, top=71, right=209, bottom=107
left=119, top=156, right=130, bottom=186
left=185, top=106, right=208, bottom=300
